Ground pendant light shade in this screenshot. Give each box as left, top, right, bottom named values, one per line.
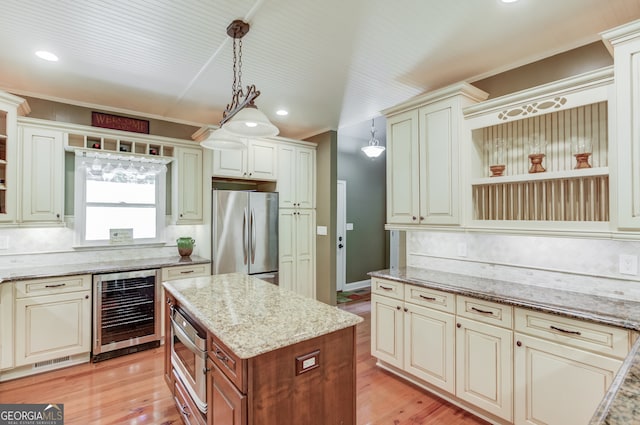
left=361, top=118, right=385, bottom=158
left=199, top=128, right=246, bottom=150
left=223, top=106, right=279, bottom=137
left=361, top=145, right=386, bottom=158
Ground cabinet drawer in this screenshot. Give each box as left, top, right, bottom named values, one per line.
left=162, top=264, right=211, bottom=281
left=456, top=296, right=513, bottom=329
left=173, top=369, right=207, bottom=425
left=209, top=334, right=246, bottom=393
left=405, top=285, right=455, bottom=314
left=371, top=278, right=404, bottom=300
left=515, top=308, right=631, bottom=359
left=15, top=274, right=91, bottom=298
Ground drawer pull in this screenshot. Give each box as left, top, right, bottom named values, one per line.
left=419, top=294, right=436, bottom=301
left=180, top=270, right=195, bottom=274
left=180, top=404, right=190, bottom=417
left=471, top=306, right=493, bottom=315
left=214, top=348, right=228, bottom=363
left=379, top=285, right=393, bottom=291
left=44, top=283, right=66, bottom=288
left=550, top=325, right=582, bottom=336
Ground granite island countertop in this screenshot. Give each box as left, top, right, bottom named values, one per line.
left=0, top=255, right=210, bottom=283
left=162, top=273, right=363, bottom=359
left=369, top=267, right=640, bottom=425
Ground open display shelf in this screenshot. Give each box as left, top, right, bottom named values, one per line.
left=464, top=67, right=613, bottom=226
left=0, top=111, right=7, bottom=214
left=66, top=132, right=174, bottom=159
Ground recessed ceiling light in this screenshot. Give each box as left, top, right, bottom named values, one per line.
left=35, top=50, right=59, bottom=62
left=276, top=109, right=289, bottom=116
left=500, top=0, right=519, bottom=3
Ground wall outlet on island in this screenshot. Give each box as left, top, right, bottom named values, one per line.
left=619, top=254, right=638, bottom=275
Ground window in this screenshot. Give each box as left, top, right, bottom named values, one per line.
left=74, top=152, right=169, bottom=246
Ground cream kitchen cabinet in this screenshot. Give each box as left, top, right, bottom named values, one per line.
left=383, top=83, right=488, bottom=227
left=278, top=209, right=316, bottom=298
left=19, top=124, right=64, bottom=223
left=513, top=308, right=629, bottom=425
left=463, top=68, right=612, bottom=233
left=213, top=139, right=277, bottom=181
left=371, top=279, right=456, bottom=393
left=455, top=297, right=513, bottom=422
left=276, top=143, right=316, bottom=209
left=0, top=92, right=29, bottom=223
left=14, top=275, right=92, bottom=369
left=175, top=146, right=203, bottom=223
left=602, top=21, right=640, bottom=230
left=0, top=283, right=13, bottom=371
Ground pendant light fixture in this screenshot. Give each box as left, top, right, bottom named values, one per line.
left=201, top=20, right=279, bottom=150
left=361, top=118, right=385, bottom=158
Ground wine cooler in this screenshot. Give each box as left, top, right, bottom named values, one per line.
left=92, top=269, right=161, bottom=361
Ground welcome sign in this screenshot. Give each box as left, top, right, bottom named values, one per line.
left=92, top=111, right=149, bottom=134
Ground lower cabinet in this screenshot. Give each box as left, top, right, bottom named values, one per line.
left=14, top=275, right=91, bottom=367
left=513, top=308, right=628, bottom=425
left=207, top=359, right=246, bottom=425
left=370, top=278, right=632, bottom=425
left=279, top=209, right=316, bottom=298
left=455, top=317, right=513, bottom=421
left=0, top=283, right=14, bottom=371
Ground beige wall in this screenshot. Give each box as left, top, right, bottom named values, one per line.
left=21, top=95, right=200, bottom=140
left=306, top=130, right=337, bottom=305
left=473, top=41, right=613, bottom=98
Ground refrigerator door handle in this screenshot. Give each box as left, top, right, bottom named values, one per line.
left=250, top=208, right=256, bottom=264
left=243, top=208, right=248, bottom=265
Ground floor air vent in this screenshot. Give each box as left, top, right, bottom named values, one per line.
left=33, top=356, right=70, bottom=369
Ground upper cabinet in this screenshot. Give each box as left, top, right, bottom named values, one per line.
left=384, top=83, right=489, bottom=227
left=213, top=139, right=277, bottom=181
left=276, top=143, right=316, bottom=209
left=0, top=92, right=30, bottom=224
left=602, top=21, right=640, bottom=231
left=19, top=124, right=65, bottom=223
left=463, top=68, right=613, bottom=233
left=174, top=146, right=203, bottom=223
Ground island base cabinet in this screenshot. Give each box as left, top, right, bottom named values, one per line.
left=208, top=359, right=246, bottom=425
left=247, top=327, right=356, bottom=425
left=514, top=333, right=622, bottom=425
left=174, top=369, right=207, bottom=425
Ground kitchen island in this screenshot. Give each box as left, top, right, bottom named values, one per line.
left=162, top=273, right=362, bottom=425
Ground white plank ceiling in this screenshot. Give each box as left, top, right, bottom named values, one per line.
left=0, top=0, right=639, bottom=139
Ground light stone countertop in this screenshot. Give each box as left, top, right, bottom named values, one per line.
left=369, top=267, right=640, bottom=425
left=0, top=256, right=210, bottom=283
left=162, top=273, right=363, bottom=359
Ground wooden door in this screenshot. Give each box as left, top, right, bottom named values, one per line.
left=208, top=359, right=246, bottom=425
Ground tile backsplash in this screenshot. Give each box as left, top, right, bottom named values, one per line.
left=407, top=230, right=640, bottom=301
left=0, top=223, right=209, bottom=268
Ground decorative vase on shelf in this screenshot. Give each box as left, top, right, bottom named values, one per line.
left=177, top=237, right=195, bottom=257
left=528, top=136, right=547, bottom=173
left=572, top=137, right=593, bottom=169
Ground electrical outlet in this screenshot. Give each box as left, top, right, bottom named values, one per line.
left=619, top=254, right=638, bottom=275
left=457, top=242, right=467, bottom=257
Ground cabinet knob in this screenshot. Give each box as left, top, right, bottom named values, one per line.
left=56, top=213, right=60, bottom=218
left=516, top=341, right=522, bottom=347
left=456, top=323, right=462, bottom=328
left=85, top=295, right=89, bottom=299
left=419, top=216, right=424, bottom=221
left=404, top=307, right=408, bottom=312
left=396, top=306, right=401, bottom=310
left=412, top=216, right=417, bottom=221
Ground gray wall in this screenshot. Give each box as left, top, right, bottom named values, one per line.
left=337, top=139, right=388, bottom=283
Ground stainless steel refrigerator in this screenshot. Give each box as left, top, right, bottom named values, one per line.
left=211, top=190, right=279, bottom=284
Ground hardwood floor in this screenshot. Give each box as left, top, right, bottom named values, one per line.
left=0, top=299, right=488, bottom=425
